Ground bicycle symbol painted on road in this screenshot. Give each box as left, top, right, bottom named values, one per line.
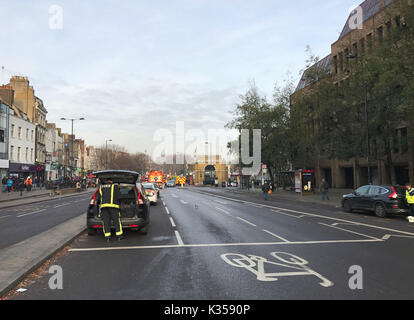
left=221, top=252, right=333, bottom=287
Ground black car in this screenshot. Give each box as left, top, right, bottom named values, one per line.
left=342, top=184, right=409, bottom=218
left=87, top=170, right=151, bottom=236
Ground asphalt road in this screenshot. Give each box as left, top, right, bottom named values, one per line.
left=8, top=187, right=414, bottom=300
left=0, top=193, right=92, bottom=250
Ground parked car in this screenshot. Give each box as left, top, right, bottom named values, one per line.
left=87, top=170, right=151, bottom=236
left=342, top=184, right=409, bottom=218
left=166, top=180, right=176, bottom=188
left=142, top=183, right=158, bottom=205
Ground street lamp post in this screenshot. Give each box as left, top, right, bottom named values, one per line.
left=60, top=117, right=85, bottom=178
left=347, top=54, right=371, bottom=183
left=105, top=139, right=112, bottom=170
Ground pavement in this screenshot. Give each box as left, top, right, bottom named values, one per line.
left=5, top=186, right=414, bottom=300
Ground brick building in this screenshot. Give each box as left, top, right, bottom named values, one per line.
left=290, top=0, right=413, bottom=188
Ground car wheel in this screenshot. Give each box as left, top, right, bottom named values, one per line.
left=87, top=228, right=97, bottom=236
left=374, top=203, right=387, bottom=218
left=343, top=200, right=353, bottom=213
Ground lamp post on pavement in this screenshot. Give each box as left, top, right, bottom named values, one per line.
left=105, top=139, right=112, bottom=170
left=60, top=117, right=85, bottom=178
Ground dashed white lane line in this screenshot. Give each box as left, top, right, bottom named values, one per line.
left=262, top=229, right=290, bottom=242
left=17, top=209, right=47, bottom=218
left=169, top=217, right=177, bottom=227
left=175, top=230, right=184, bottom=246
left=271, top=209, right=301, bottom=219
left=318, top=223, right=381, bottom=241
left=165, top=207, right=170, bottom=215
left=180, top=200, right=188, bottom=204
left=53, top=202, right=72, bottom=208
left=215, top=207, right=232, bottom=216
left=0, top=215, right=11, bottom=219
left=214, top=200, right=228, bottom=205
left=236, top=216, right=257, bottom=227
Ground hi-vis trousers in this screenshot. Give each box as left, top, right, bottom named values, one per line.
left=101, top=207, right=123, bottom=237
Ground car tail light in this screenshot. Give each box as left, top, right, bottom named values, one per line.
left=136, top=187, right=144, bottom=205
left=389, top=187, right=398, bottom=199
left=129, top=224, right=139, bottom=227
left=93, top=225, right=102, bottom=228
left=90, top=188, right=99, bottom=205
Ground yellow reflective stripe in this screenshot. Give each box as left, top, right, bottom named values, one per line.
left=116, top=214, right=123, bottom=236
left=100, top=204, right=119, bottom=209
left=104, top=232, right=111, bottom=237
left=111, top=184, right=114, bottom=205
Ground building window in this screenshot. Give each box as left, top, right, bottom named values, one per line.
left=18, top=127, right=22, bottom=140
left=352, top=42, right=358, bottom=57
left=377, top=26, right=384, bottom=43
left=26, top=147, right=28, bottom=162
left=17, top=147, right=21, bottom=162
left=26, top=128, right=29, bottom=140
left=395, top=16, right=401, bottom=28
left=367, top=33, right=373, bottom=52
left=359, top=38, right=365, bottom=55
left=31, top=130, right=34, bottom=141
left=386, top=20, right=392, bottom=35
left=10, top=146, right=14, bottom=161
left=339, top=52, right=344, bottom=73
left=11, top=124, right=15, bottom=138
left=31, top=148, right=33, bottom=162
left=333, top=56, right=338, bottom=74
left=344, top=48, right=350, bottom=71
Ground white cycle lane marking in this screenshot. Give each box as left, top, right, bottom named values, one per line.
left=221, top=251, right=333, bottom=287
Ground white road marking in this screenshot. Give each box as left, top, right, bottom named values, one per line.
left=214, top=200, right=227, bottom=205
left=171, top=194, right=178, bottom=198
left=53, top=202, right=72, bottom=208
left=215, top=207, right=232, bottom=216
left=162, top=201, right=166, bottom=206
left=221, top=252, right=333, bottom=287
left=271, top=209, right=301, bottom=219
left=262, top=229, right=289, bottom=242
left=165, top=207, right=170, bottom=215
left=318, top=223, right=381, bottom=240
left=236, top=217, right=257, bottom=227
left=382, top=234, right=414, bottom=240
left=192, top=191, right=414, bottom=237
left=169, top=217, right=176, bottom=227
left=69, top=238, right=382, bottom=252
left=0, top=215, right=11, bottom=219
left=17, top=209, right=47, bottom=218
left=175, top=230, right=184, bottom=246
left=180, top=200, right=188, bottom=204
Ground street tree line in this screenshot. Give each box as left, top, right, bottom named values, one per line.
left=227, top=0, right=414, bottom=184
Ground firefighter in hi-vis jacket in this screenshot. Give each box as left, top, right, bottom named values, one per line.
left=95, top=178, right=124, bottom=242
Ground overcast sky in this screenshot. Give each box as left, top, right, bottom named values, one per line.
left=0, top=0, right=360, bottom=158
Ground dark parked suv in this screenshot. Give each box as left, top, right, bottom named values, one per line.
left=87, top=170, right=150, bottom=236
left=342, top=185, right=409, bottom=218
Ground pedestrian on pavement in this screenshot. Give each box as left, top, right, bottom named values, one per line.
left=76, top=181, right=81, bottom=192
left=320, top=178, right=330, bottom=201
left=95, top=178, right=123, bottom=242
left=262, top=182, right=270, bottom=200
left=25, top=176, right=33, bottom=192
left=6, top=177, right=13, bottom=193
left=405, top=183, right=414, bottom=221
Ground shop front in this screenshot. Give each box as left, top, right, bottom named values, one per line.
left=9, top=163, right=39, bottom=179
